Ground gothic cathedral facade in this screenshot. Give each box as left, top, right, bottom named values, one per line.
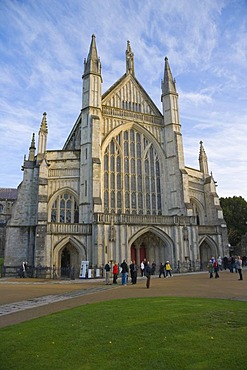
left=4, top=35, right=228, bottom=275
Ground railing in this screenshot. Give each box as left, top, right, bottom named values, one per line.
left=47, top=223, right=92, bottom=235
left=94, top=213, right=197, bottom=226
left=198, top=225, right=218, bottom=235
left=102, top=106, right=163, bottom=125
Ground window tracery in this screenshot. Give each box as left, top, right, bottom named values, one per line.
left=51, top=193, right=79, bottom=223
left=104, top=129, right=162, bottom=214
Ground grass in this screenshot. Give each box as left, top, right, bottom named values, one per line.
left=0, top=297, right=247, bottom=370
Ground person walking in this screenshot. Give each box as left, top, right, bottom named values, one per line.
left=165, top=261, right=173, bottom=277
left=144, top=261, right=151, bottom=288
left=236, top=256, right=243, bottom=280
left=159, top=263, right=165, bottom=278
left=121, top=259, right=128, bottom=285
left=112, top=262, right=119, bottom=284
left=104, top=261, right=111, bottom=285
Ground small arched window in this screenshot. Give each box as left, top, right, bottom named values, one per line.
left=50, top=193, right=79, bottom=223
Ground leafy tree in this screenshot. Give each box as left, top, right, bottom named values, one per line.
left=220, top=196, right=247, bottom=246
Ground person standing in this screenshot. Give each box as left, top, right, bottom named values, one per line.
left=121, top=259, right=128, bottom=285
left=213, top=259, right=219, bottom=278
left=144, top=261, right=151, bottom=288
left=104, top=261, right=111, bottom=285
left=112, top=262, right=119, bottom=284
left=207, top=259, right=213, bottom=278
left=236, top=256, right=243, bottom=280
left=129, top=260, right=138, bottom=284
left=140, top=261, right=145, bottom=277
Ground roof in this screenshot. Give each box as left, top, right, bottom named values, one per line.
left=0, top=188, right=18, bottom=200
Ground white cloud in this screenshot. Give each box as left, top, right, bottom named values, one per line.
left=0, top=0, right=246, bottom=200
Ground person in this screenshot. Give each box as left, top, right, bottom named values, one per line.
left=129, top=260, right=138, bottom=284
left=207, top=259, right=213, bottom=278
left=213, top=259, right=219, bottom=278
left=165, top=261, right=173, bottom=277
left=217, top=256, right=222, bottom=271
left=144, top=260, right=151, bottom=288
left=19, top=262, right=26, bottom=278
left=151, top=261, right=156, bottom=275
left=140, top=261, right=145, bottom=277
left=112, top=262, right=119, bottom=284
left=120, top=259, right=128, bottom=285
left=104, top=261, right=111, bottom=285
left=159, top=263, right=165, bottom=278
left=235, top=256, right=243, bottom=280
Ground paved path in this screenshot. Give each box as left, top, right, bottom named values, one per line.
left=0, top=270, right=246, bottom=328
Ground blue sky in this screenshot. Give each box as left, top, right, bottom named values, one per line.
left=0, top=0, right=247, bottom=200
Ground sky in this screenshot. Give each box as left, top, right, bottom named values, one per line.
left=0, top=0, right=247, bottom=200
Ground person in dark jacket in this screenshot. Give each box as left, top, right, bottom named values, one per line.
left=120, top=259, right=128, bottom=285
left=144, top=261, right=151, bottom=288
left=159, top=263, right=165, bottom=278
left=129, top=260, right=138, bottom=284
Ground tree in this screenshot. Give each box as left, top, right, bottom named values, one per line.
left=220, top=196, right=247, bottom=246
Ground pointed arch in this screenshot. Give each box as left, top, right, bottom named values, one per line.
left=48, top=187, right=79, bottom=223
left=190, top=197, right=205, bottom=225
left=199, top=235, right=218, bottom=270
left=128, top=226, right=174, bottom=249
left=102, top=123, right=164, bottom=215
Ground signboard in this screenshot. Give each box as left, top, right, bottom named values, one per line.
left=79, top=260, right=89, bottom=279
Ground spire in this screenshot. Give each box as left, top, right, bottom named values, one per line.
left=126, top=40, right=135, bottom=76
left=162, top=57, right=177, bottom=96
left=40, top=111, right=48, bottom=134
left=199, top=141, right=209, bottom=175
left=83, top=34, right=101, bottom=77
left=28, top=133, right=36, bottom=161
left=37, top=112, right=48, bottom=160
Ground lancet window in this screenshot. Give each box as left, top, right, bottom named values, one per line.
left=104, top=129, right=162, bottom=214
left=51, top=192, right=79, bottom=223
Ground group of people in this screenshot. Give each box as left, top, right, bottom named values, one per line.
left=104, top=259, right=140, bottom=286
left=19, top=261, right=28, bottom=278
left=104, top=259, right=173, bottom=288
left=207, top=256, right=243, bottom=280
left=158, top=261, right=173, bottom=278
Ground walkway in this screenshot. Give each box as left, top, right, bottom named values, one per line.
left=0, top=270, right=246, bottom=328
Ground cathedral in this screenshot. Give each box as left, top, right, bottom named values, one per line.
left=4, top=35, right=228, bottom=276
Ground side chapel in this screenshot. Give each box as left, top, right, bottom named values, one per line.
left=4, top=35, right=228, bottom=275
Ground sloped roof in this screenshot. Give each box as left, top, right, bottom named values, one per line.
left=0, top=188, right=18, bottom=200
left=102, top=73, right=162, bottom=117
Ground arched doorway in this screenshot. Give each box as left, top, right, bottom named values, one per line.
left=57, top=242, right=81, bottom=278
left=61, top=247, right=70, bottom=276
left=129, top=228, right=174, bottom=270
left=199, top=238, right=217, bottom=270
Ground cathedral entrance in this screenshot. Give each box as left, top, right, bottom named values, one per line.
left=58, top=243, right=80, bottom=278
left=61, top=247, right=70, bottom=277
left=130, top=230, right=173, bottom=270
left=199, top=240, right=216, bottom=270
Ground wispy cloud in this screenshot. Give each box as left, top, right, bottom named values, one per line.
left=0, top=0, right=246, bottom=199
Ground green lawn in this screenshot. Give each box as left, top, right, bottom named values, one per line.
left=0, top=297, right=246, bottom=369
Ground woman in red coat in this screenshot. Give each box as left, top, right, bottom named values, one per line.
left=112, top=263, right=119, bottom=284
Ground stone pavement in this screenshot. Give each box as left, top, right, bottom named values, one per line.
left=0, top=270, right=246, bottom=329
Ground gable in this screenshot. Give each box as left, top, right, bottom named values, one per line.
left=102, top=74, right=162, bottom=118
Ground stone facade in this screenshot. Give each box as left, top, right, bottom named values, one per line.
left=4, top=35, right=228, bottom=276
left=0, top=189, right=18, bottom=259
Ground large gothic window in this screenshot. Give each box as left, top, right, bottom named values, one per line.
left=104, top=129, right=162, bottom=214
left=51, top=193, right=79, bottom=223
